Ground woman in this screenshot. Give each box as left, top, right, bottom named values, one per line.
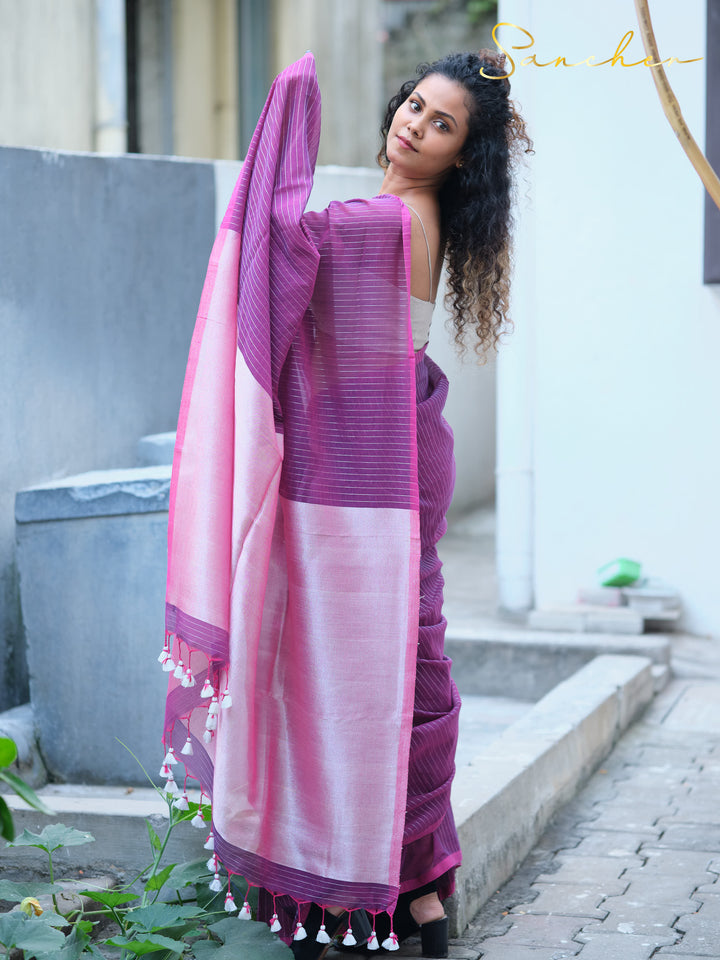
left=160, top=48, right=531, bottom=960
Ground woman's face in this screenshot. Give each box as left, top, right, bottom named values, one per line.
left=386, top=73, right=470, bottom=180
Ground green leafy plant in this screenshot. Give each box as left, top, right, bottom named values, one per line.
left=0, top=750, right=280, bottom=958
left=0, top=736, right=54, bottom=842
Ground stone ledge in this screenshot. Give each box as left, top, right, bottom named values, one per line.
left=15, top=466, right=171, bottom=523
left=448, top=654, right=655, bottom=936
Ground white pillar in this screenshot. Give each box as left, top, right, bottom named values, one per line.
left=94, top=0, right=127, bottom=152
left=495, top=5, right=536, bottom=615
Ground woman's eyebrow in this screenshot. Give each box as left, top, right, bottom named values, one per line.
left=413, top=91, right=457, bottom=128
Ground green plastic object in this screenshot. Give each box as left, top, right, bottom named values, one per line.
left=597, top=557, right=642, bottom=587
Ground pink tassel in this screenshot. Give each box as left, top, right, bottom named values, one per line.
left=200, top=678, right=214, bottom=698
left=224, top=892, right=237, bottom=913
left=269, top=913, right=282, bottom=933
left=181, top=736, right=193, bottom=756
left=381, top=932, right=399, bottom=951
left=209, top=873, right=222, bottom=893
left=158, top=634, right=173, bottom=665
left=238, top=900, right=252, bottom=919
left=293, top=920, right=307, bottom=941
left=203, top=831, right=215, bottom=850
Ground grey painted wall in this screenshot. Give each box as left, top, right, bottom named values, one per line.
left=0, top=146, right=215, bottom=711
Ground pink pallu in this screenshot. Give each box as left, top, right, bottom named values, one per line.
left=162, top=50, right=461, bottom=929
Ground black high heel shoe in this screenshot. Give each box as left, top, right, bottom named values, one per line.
left=291, top=903, right=372, bottom=960
left=332, top=881, right=448, bottom=958
left=392, top=882, right=448, bottom=959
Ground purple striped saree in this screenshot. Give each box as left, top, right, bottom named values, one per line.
left=161, top=51, right=461, bottom=939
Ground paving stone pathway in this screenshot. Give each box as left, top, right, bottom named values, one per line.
left=451, top=671, right=720, bottom=959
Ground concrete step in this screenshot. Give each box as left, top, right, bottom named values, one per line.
left=445, top=626, right=672, bottom=701
left=449, top=653, right=655, bottom=935
left=1, top=654, right=655, bottom=940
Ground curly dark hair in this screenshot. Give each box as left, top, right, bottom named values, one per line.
left=377, top=50, right=534, bottom=363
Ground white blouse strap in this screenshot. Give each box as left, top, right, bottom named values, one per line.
left=403, top=201, right=433, bottom=301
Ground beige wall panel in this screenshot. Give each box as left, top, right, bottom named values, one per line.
left=272, top=0, right=383, bottom=167
left=0, top=0, right=95, bottom=151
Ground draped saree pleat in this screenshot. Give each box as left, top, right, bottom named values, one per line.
left=161, top=50, right=461, bottom=942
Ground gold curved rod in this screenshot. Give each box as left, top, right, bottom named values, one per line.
left=634, top=0, right=720, bottom=211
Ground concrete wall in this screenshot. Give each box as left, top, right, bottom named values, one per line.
left=0, top=147, right=215, bottom=710
left=497, top=2, right=719, bottom=634
left=15, top=468, right=172, bottom=784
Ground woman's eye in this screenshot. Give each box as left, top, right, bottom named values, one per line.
left=409, top=99, right=420, bottom=111
left=435, top=120, right=449, bottom=132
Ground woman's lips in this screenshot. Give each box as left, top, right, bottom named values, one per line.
left=397, top=135, right=417, bottom=151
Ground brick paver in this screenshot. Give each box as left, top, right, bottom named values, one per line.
left=455, top=672, right=720, bottom=960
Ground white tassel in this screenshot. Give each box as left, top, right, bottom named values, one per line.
left=181, top=736, right=193, bottom=756
left=162, top=655, right=176, bottom=673
left=203, top=831, right=215, bottom=850
left=191, top=811, right=205, bottom=828
left=206, top=855, right=217, bottom=872
left=367, top=931, right=379, bottom=950
left=208, top=696, right=220, bottom=716
left=173, top=794, right=189, bottom=811
left=203, top=729, right=214, bottom=743
left=205, top=713, right=217, bottom=732
left=200, top=678, right=214, bottom=698
left=342, top=928, right=357, bottom=947
left=221, top=690, right=233, bottom=709
left=181, top=667, right=196, bottom=688
left=209, top=873, right=223, bottom=893
left=224, top=893, right=237, bottom=913
left=381, top=933, right=400, bottom=951
left=315, top=924, right=332, bottom=945
left=293, top=921, right=307, bottom=941
left=159, top=763, right=170, bottom=779
left=164, top=774, right=179, bottom=796
left=238, top=900, right=252, bottom=919
left=269, top=913, right=282, bottom=933
left=173, top=659, right=185, bottom=680
left=158, top=647, right=170, bottom=665
left=163, top=747, right=178, bottom=766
